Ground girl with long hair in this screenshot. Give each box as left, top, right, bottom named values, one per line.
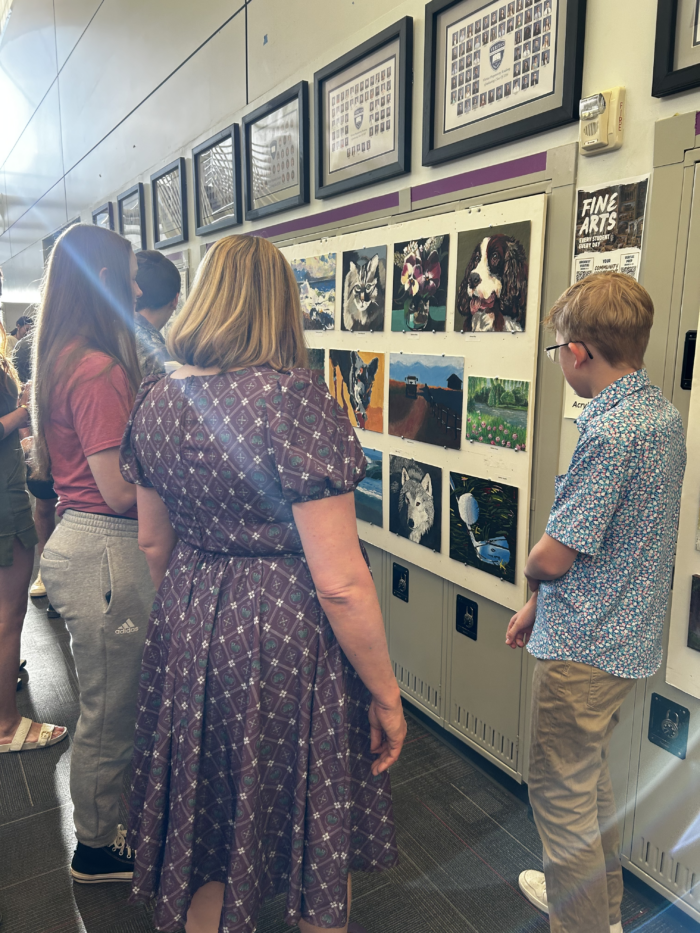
left=120, top=235, right=406, bottom=933
left=0, top=322, right=66, bottom=754
left=33, top=224, right=155, bottom=883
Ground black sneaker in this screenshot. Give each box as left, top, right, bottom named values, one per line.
left=71, top=825, right=135, bottom=883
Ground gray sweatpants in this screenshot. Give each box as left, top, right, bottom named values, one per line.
left=41, top=509, right=154, bottom=848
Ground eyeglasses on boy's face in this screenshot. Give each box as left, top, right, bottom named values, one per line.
left=544, top=341, right=594, bottom=363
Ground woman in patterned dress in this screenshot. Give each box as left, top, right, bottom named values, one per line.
left=120, top=235, right=406, bottom=933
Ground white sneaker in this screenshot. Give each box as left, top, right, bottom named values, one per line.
left=518, top=870, right=623, bottom=933
left=29, top=572, right=46, bottom=598
left=519, top=869, right=549, bottom=913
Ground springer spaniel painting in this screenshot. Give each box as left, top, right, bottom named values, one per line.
left=456, top=232, right=529, bottom=333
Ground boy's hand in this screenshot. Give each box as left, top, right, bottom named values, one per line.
left=506, top=594, right=538, bottom=649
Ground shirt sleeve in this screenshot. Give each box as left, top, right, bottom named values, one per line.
left=268, top=369, right=366, bottom=503
left=545, top=430, right=629, bottom=556
left=119, top=374, right=163, bottom=487
left=70, top=357, right=135, bottom=457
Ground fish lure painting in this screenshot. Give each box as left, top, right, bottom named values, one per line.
left=449, top=473, right=518, bottom=583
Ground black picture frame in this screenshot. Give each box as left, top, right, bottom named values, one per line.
left=192, top=125, right=243, bottom=236
left=92, top=202, right=114, bottom=229
left=652, top=0, right=700, bottom=97
left=151, top=157, right=188, bottom=250
left=117, top=183, right=147, bottom=251
left=422, top=0, right=586, bottom=166
left=242, top=81, right=309, bottom=222
left=314, top=17, right=413, bottom=199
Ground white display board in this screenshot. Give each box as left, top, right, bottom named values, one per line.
left=667, top=304, right=700, bottom=699
left=281, top=196, right=547, bottom=611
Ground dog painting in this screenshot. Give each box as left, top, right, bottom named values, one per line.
left=329, top=349, right=384, bottom=434
left=455, top=221, right=530, bottom=333
left=389, top=455, right=442, bottom=551
left=341, top=247, right=387, bottom=332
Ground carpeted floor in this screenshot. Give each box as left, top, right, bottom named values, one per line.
left=1, top=594, right=697, bottom=933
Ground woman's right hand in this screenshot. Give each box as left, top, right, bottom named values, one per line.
left=19, top=381, right=31, bottom=409
left=368, top=695, right=407, bottom=776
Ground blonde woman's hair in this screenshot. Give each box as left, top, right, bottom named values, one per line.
left=167, top=235, right=308, bottom=372
left=544, top=271, right=654, bottom=369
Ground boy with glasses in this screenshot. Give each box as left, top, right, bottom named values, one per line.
left=506, top=272, right=686, bottom=933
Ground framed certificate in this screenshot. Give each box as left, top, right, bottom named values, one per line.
left=242, top=82, right=309, bottom=221
left=652, top=0, right=700, bottom=97
left=92, top=202, right=114, bottom=230
left=192, top=125, right=242, bottom=236
left=151, top=158, right=188, bottom=249
left=117, top=184, right=147, bottom=251
left=314, top=17, right=413, bottom=199
left=423, top=0, right=586, bottom=166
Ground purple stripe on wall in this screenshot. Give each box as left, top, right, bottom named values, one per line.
left=252, top=191, right=400, bottom=240
left=695, top=111, right=700, bottom=136
left=411, top=151, right=548, bottom=203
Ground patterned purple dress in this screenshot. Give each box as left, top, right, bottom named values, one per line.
left=119, top=367, right=397, bottom=933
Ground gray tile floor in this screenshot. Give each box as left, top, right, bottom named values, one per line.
left=1, top=595, right=697, bottom=933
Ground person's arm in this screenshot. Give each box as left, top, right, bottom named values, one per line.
left=87, top=448, right=137, bottom=514
left=134, top=485, right=177, bottom=588
left=505, top=592, right=538, bottom=648
left=293, top=492, right=406, bottom=775
left=0, top=404, right=30, bottom=441
left=524, top=532, right=578, bottom=590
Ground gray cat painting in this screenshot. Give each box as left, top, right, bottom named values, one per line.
left=341, top=246, right=387, bottom=332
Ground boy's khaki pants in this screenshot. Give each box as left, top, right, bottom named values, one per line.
left=528, top=659, right=635, bottom=933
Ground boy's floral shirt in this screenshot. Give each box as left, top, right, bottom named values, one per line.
left=529, top=369, right=686, bottom=679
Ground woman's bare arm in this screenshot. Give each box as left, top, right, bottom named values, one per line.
left=87, top=448, right=137, bottom=514
left=135, top=485, right=178, bottom=588
left=293, top=492, right=406, bottom=774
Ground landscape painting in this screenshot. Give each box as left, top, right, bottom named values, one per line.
left=454, top=221, right=531, bottom=333
left=466, top=377, right=529, bottom=451
left=388, top=353, right=464, bottom=450
left=391, top=235, right=450, bottom=332
left=389, top=455, right=442, bottom=552
left=341, top=246, right=387, bottom=332
left=329, top=349, right=384, bottom=434
left=355, top=447, right=383, bottom=526
left=290, top=254, right=336, bottom=330
left=449, top=473, right=518, bottom=584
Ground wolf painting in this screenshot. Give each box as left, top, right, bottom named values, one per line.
left=389, top=455, right=442, bottom=551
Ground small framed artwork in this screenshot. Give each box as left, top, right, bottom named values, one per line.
left=652, top=0, right=700, bottom=97
left=192, top=125, right=242, bottom=236
left=92, top=203, right=114, bottom=229
left=151, top=157, right=188, bottom=250
left=242, top=81, right=309, bottom=221
left=422, top=0, right=586, bottom=165
left=117, top=184, right=146, bottom=252
left=314, top=17, right=413, bottom=199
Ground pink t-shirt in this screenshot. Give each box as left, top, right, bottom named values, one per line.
left=45, top=351, right=137, bottom=518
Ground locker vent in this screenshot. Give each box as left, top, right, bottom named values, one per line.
left=633, top=835, right=700, bottom=907
left=393, top=661, right=439, bottom=711
left=452, top=702, right=517, bottom=767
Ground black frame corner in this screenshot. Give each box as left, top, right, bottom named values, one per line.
left=422, top=0, right=586, bottom=167
left=242, top=81, right=310, bottom=223
left=314, top=16, right=413, bottom=200
left=652, top=0, right=700, bottom=98
left=117, top=183, right=147, bottom=251
left=91, top=202, right=114, bottom=230
left=192, top=124, right=243, bottom=237
left=151, top=156, right=188, bottom=250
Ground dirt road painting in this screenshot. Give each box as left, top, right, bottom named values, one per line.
left=388, top=353, right=464, bottom=450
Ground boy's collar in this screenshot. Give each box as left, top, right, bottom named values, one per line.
left=576, top=368, right=650, bottom=427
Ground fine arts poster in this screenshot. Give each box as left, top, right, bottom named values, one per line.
left=355, top=447, right=383, bottom=526
left=341, top=246, right=387, bottom=332
left=290, top=254, right=336, bottom=330
left=449, top=472, right=518, bottom=583
left=466, top=376, right=529, bottom=450
left=388, top=353, right=464, bottom=450
left=389, top=455, right=442, bottom=551
left=392, top=235, right=450, bottom=331
left=454, top=220, right=530, bottom=332
left=329, top=349, right=384, bottom=433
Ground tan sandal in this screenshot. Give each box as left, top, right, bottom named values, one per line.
left=0, top=716, right=68, bottom=753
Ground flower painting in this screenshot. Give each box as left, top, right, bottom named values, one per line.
left=466, top=377, right=529, bottom=451
left=391, top=235, right=450, bottom=331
